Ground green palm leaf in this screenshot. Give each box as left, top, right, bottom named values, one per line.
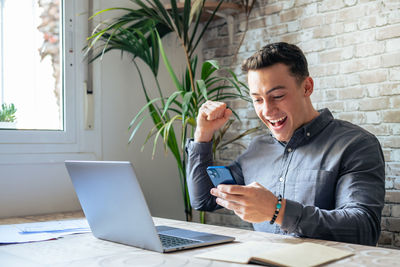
left=201, top=60, right=219, bottom=80
left=157, top=31, right=183, bottom=91
left=181, top=91, right=193, bottom=117
left=196, top=79, right=208, bottom=101
left=162, top=91, right=181, bottom=117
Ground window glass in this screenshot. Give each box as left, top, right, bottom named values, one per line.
left=0, top=0, right=62, bottom=130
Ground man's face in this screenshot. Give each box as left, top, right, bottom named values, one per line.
left=248, top=63, right=314, bottom=142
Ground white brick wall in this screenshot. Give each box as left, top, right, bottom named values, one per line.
left=202, top=0, right=400, bottom=248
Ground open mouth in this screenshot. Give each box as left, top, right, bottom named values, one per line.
left=268, top=116, right=287, bottom=128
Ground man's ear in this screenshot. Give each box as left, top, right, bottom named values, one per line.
left=303, top=77, right=314, bottom=97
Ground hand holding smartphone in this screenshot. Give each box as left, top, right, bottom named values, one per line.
left=206, top=166, right=237, bottom=187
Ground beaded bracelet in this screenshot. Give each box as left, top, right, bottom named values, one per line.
left=269, top=194, right=282, bottom=225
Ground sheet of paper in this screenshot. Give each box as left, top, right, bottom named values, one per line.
left=0, top=219, right=91, bottom=244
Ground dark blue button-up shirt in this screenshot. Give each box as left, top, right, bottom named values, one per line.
left=186, top=109, right=385, bottom=246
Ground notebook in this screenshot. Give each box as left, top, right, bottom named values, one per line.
left=195, top=241, right=354, bottom=266
left=65, top=160, right=234, bottom=253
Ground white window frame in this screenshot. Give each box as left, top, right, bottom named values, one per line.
left=0, top=0, right=100, bottom=162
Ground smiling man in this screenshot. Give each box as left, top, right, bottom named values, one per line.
left=186, top=42, right=385, bottom=246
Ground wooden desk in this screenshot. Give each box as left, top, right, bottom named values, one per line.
left=0, top=212, right=399, bottom=266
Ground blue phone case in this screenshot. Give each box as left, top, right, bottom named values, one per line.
left=206, top=166, right=237, bottom=187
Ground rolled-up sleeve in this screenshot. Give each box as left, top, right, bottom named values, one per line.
left=280, top=135, right=385, bottom=246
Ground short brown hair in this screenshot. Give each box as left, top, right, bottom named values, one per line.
left=241, top=42, right=309, bottom=83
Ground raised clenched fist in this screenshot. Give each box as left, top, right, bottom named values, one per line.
left=194, top=100, right=232, bottom=142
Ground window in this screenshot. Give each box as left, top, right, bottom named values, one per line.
left=0, top=0, right=99, bottom=156
left=0, top=0, right=101, bottom=218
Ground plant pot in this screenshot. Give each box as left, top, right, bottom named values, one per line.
left=0, top=121, right=17, bottom=129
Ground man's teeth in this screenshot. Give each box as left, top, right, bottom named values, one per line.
left=269, top=116, right=286, bottom=123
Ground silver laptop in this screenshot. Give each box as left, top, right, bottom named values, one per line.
left=65, top=160, right=234, bottom=253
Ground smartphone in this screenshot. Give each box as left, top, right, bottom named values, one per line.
left=206, top=166, right=237, bottom=187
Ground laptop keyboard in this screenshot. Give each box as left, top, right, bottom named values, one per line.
left=158, top=234, right=201, bottom=248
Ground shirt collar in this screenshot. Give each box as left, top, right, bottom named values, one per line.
left=302, top=108, right=334, bottom=138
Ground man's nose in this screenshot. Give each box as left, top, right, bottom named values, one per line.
left=262, top=101, right=274, bottom=117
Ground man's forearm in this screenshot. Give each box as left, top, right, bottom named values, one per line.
left=281, top=200, right=381, bottom=246
left=186, top=139, right=218, bottom=211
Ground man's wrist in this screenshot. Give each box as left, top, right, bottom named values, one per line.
left=275, top=198, right=286, bottom=225
left=194, top=129, right=213, bottom=143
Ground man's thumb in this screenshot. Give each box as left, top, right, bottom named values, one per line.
left=223, top=108, right=233, bottom=120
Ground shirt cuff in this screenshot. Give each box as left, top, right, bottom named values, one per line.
left=280, top=199, right=303, bottom=233
left=186, top=138, right=213, bottom=154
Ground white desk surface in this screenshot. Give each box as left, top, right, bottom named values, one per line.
left=0, top=211, right=399, bottom=266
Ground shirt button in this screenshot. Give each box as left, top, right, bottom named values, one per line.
left=279, top=177, right=284, bottom=182
left=306, top=132, right=310, bottom=137
left=287, top=148, right=292, bottom=152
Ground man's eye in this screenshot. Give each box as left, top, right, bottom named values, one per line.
left=273, top=95, right=284, bottom=99
left=253, top=99, right=262, bottom=103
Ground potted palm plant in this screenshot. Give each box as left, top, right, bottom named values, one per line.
left=0, top=103, right=17, bottom=129
left=85, top=0, right=260, bottom=221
